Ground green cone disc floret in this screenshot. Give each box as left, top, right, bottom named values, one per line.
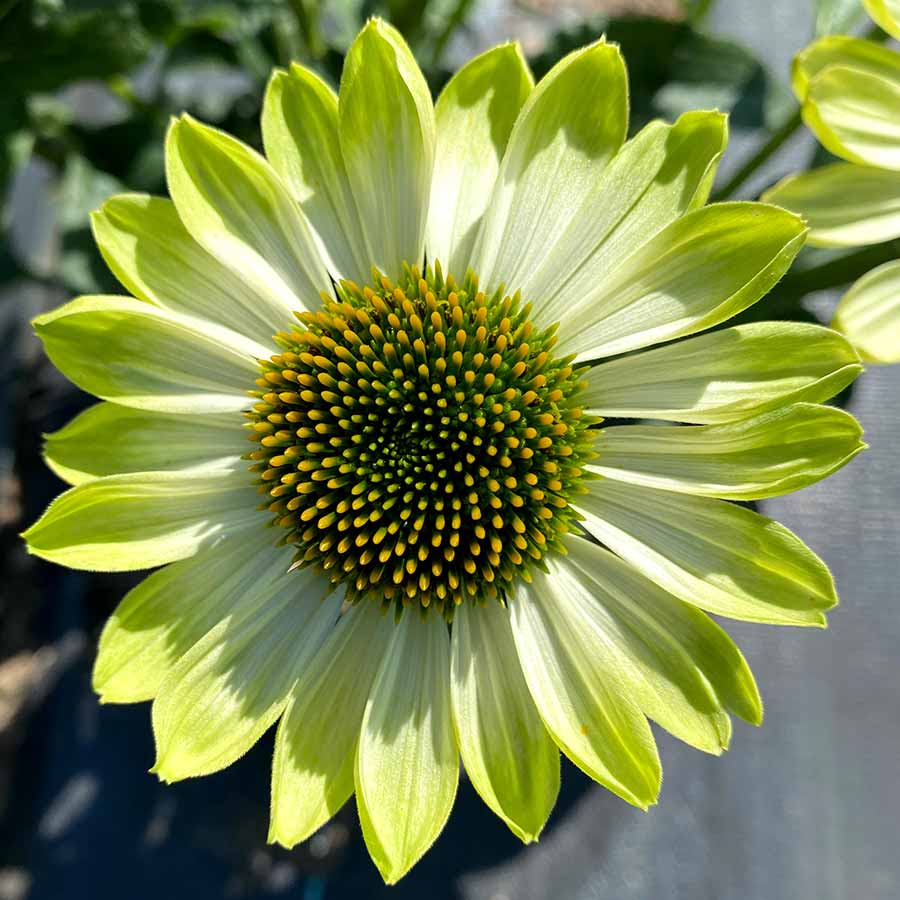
left=246, top=263, right=595, bottom=615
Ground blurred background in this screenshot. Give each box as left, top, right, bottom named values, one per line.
left=1, top=1, right=898, bottom=898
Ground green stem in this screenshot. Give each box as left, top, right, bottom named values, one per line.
left=431, top=0, right=476, bottom=67
left=711, top=108, right=803, bottom=202
left=779, top=241, right=900, bottom=295
left=287, top=0, right=326, bottom=60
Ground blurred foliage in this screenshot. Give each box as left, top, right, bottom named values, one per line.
left=0, top=0, right=821, bottom=312
left=815, top=0, right=864, bottom=35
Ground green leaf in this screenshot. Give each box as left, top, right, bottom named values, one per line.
left=44, top=402, right=246, bottom=486
left=356, top=611, right=457, bottom=884
left=450, top=602, right=559, bottom=843
left=0, top=2, right=152, bottom=95
left=57, top=155, right=124, bottom=233
left=763, top=163, right=900, bottom=247
left=523, top=110, right=728, bottom=318
left=553, top=202, right=806, bottom=362
left=574, top=478, right=838, bottom=627
left=32, top=296, right=265, bottom=414
left=338, top=18, right=435, bottom=279
left=269, top=603, right=394, bottom=848
left=166, top=115, right=330, bottom=319
left=581, top=321, right=862, bottom=424
left=22, top=469, right=261, bottom=571
left=152, top=574, right=340, bottom=782
left=680, top=0, right=715, bottom=23
left=262, top=64, right=371, bottom=285
left=162, top=60, right=255, bottom=124
left=510, top=562, right=661, bottom=808
left=588, top=402, right=865, bottom=500
left=471, top=38, right=628, bottom=294
left=816, top=0, right=866, bottom=35
left=564, top=536, right=762, bottom=735
left=93, top=530, right=297, bottom=703
left=832, top=259, right=900, bottom=362
left=92, top=194, right=291, bottom=345
left=427, top=43, right=532, bottom=277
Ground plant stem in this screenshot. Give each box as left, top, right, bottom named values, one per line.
left=711, top=108, right=803, bottom=202
left=779, top=241, right=900, bottom=295
left=431, top=0, right=476, bottom=67
left=287, top=0, right=326, bottom=60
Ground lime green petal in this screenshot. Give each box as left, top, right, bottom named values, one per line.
left=574, top=479, right=837, bottom=627
left=793, top=35, right=900, bottom=100
left=92, top=194, right=291, bottom=344
left=269, top=603, right=394, bottom=849
left=803, top=65, right=900, bottom=170
left=44, top=402, right=245, bottom=485
left=166, top=115, right=330, bottom=315
left=151, top=573, right=341, bottom=781
left=22, top=468, right=261, bottom=571
left=588, top=402, right=864, bottom=500
left=472, top=39, right=628, bottom=293
left=450, top=602, right=559, bottom=843
left=510, top=566, right=660, bottom=809
left=356, top=611, right=458, bottom=884
left=339, top=19, right=435, bottom=278
left=546, top=542, right=733, bottom=756
left=33, top=296, right=264, bottom=414
left=763, top=163, right=900, bottom=247
left=564, top=535, right=761, bottom=735
left=262, top=65, right=370, bottom=285
left=526, top=110, right=728, bottom=322
left=426, top=43, right=532, bottom=276
left=555, top=203, right=806, bottom=362
left=93, top=530, right=295, bottom=703
left=581, top=322, right=862, bottom=424
left=832, top=260, right=900, bottom=363
left=865, top=0, right=900, bottom=38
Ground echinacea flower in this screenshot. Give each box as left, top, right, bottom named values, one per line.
left=763, top=1, right=900, bottom=362
left=24, top=20, right=866, bottom=883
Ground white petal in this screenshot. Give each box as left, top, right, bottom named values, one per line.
left=269, top=602, right=394, bottom=848
left=23, top=468, right=261, bottom=571
left=450, top=602, right=559, bottom=842
left=588, top=403, right=864, bottom=500
left=44, top=402, right=246, bottom=485
left=93, top=530, right=297, bottom=702
left=356, top=611, right=457, bottom=884
left=426, top=43, right=532, bottom=276
left=523, top=111, right=727, bottom=325
left=166, top=115, right=331, bottom=316
left=152, top=570, right=341, bottom=781
left=471, top=39, right=627, bottom=293
left=262, top=65, right=371, bottom=284
left=33, top=296, right=264, bottom=414
left=580, top=322, right=861, bottom=424
left=339, top=20, right=435, bottom=278
left=510, top=566, right=660, bottom=808
left=92, top=194, right=291, bottom=343
left=574, top=478, right=837, bottom=627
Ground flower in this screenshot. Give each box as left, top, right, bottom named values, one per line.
left=763, top=2, right=900, bottom=362
left=23, top=19, right=866, bottom=883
